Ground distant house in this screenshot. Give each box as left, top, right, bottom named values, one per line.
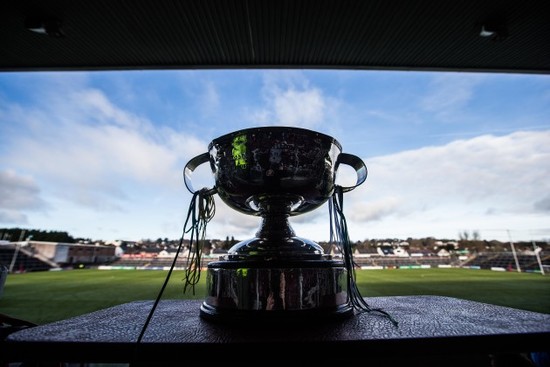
left=158, top=247, right=186, bottom=258
left=437, top=249, right=451, bottom=257
left=374, top=241, right=410, bottom=257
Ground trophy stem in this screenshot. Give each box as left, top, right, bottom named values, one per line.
left=255, top=206, right=296, bottom=240
left=224, top=196, right=325, bottom=261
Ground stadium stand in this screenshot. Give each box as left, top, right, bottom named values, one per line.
left=0, top=245, right=55, bottom=272
left=461, top=251, right=550, bottom=272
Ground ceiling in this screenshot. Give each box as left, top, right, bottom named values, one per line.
left=1, top=0, right=549, bottom=74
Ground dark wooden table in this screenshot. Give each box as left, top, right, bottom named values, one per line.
left=3, top=296, right=550, bottom=366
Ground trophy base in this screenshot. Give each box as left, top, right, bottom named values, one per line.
left=200, top=259, right=353, bottom=324
left=200, top=302, right=353, bottom=324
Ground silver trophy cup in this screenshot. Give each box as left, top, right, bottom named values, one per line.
left=184, top=126, right=367, bottom=322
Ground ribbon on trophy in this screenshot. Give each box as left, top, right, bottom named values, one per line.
left=182, top=188, right=216, bottom=294
left=330, top=186, right=398, bottom=327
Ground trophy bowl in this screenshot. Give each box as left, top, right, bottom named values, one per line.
left=184, top=126, right=367, bottom=323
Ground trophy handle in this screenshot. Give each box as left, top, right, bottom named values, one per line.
left=184, top=152, right=217, bottom=195
left=335, top=153, right=368, bottom=193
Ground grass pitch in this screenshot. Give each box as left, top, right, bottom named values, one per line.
left=1, top=268, right=548, bottom=325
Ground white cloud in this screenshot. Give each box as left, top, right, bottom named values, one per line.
left=420, top=73, right=485, bottom=116
left=0, top=169, right=46, bottom=210
left=1, top=83, right=208, bottom=223
left=208, top=201, right=260, bottom=239
left=0, top=169, right=48, bottom=225
left=272, top=88, right=325, bottom=127
left=0, top=210, right=29, bottom=224
left=247, top=71, right=337, bottom=129
left=534, top=196, right=550, bottom=212
left=347, top=196, right=402, bottom=222
left=337, top=130, right=550, bottom=240
left=199, top=80, right=220, bottom=115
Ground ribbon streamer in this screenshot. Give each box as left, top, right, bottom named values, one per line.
left=329, top=186, right=398, bottom=327
left=183, top=188, right=216, bottom=295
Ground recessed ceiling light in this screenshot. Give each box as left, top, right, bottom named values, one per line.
left=25, top=17, right=64, bottom=38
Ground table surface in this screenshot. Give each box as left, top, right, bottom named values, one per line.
left=3, top=295, right=550, bottom=365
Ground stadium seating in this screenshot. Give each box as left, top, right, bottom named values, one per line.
left=0, top=246, right=54, bottom=272
left=461, top=252, right=549, bottom=272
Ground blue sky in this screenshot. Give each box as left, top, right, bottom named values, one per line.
left=1, top=69, right=549, bottom=243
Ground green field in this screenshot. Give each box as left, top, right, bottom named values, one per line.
left=1, top=268, right=549, bottom=325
